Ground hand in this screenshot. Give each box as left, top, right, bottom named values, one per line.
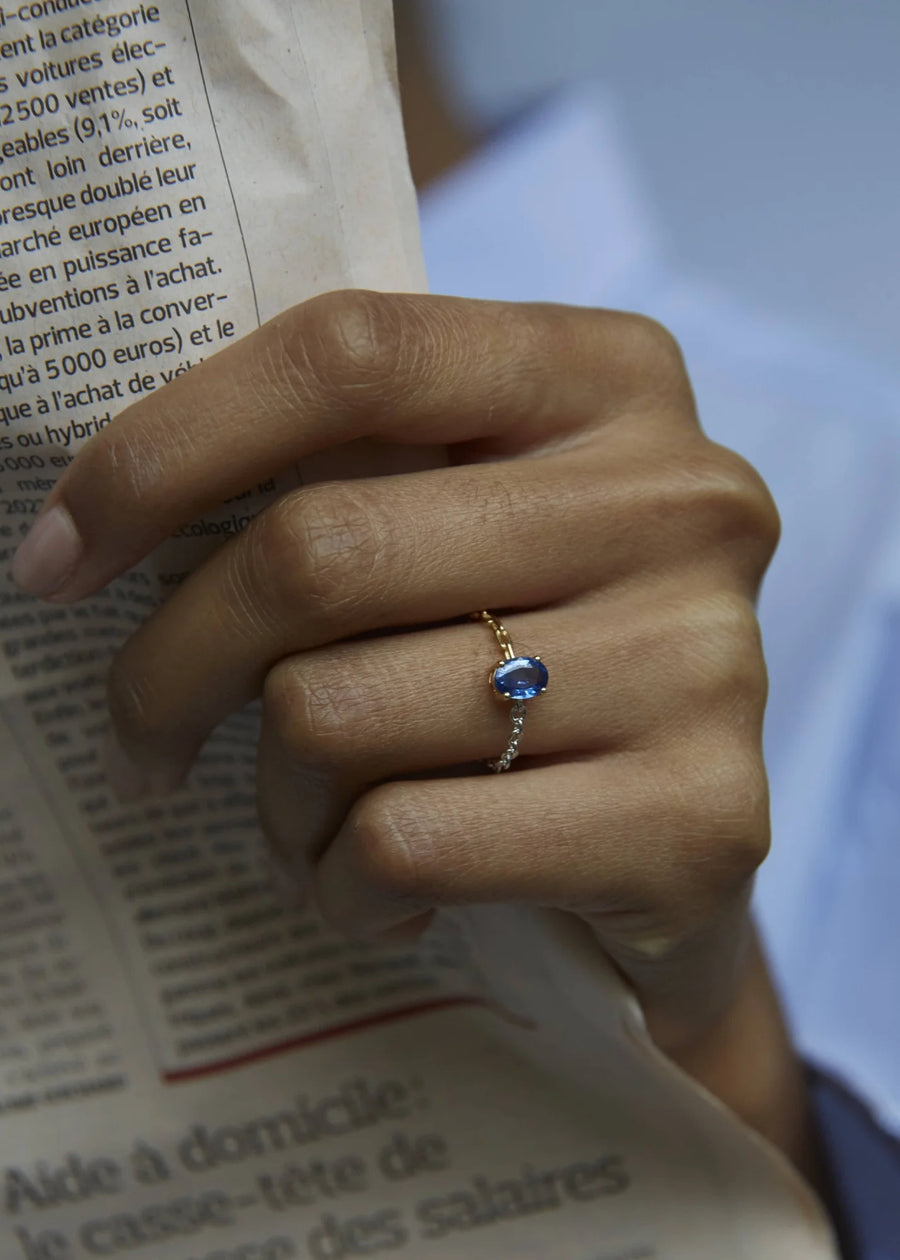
left=12, top=291, right=780, bottom=1066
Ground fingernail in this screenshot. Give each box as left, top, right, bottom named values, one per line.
left=103, top=728, right=186, bottom=804
left=266, top=850, right=307, bottom=910
left=12, top=504, right=83, bottom=599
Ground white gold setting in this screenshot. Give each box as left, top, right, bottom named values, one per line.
left=488, top=699, right=527, bottom=773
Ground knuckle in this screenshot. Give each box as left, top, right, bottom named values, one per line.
left=660, top=592, right=766, bottom=716
left=263, top=659, right=361, bottom=771
left=297, top=483, right=383, bottom=620
left=692, top=590, right=764, bottom=678
left=618, top=748, right=767, bottom=930
left=347, top=787, right=430, bottom=902
left=728, top=453, right=782, bottom=563
left=597, top=746, right=769, bottom=956
left=679, top=746, right=771, bottom=892
left=281, top=289, right=407, bottom=404
left=683, top=445, right=782, bottom=570
left=615, top=441, right=779, bottom=576
left=256, top=483, right=383, bottom=630
left=582, top=745, right=768, bottom=958
left=611, top=312, right=690, bottom=399
left=623, top=312, right=685, bottom=364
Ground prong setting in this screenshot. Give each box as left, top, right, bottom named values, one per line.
left=472, top=612, right=549, bottom=771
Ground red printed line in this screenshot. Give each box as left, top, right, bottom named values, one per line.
left=162, top=995, right=486, bottom=1084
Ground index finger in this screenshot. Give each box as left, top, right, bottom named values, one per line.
left=10, top=291, right=692, bottom=602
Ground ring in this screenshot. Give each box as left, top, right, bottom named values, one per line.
left=470, top=610, right=548, bottom=772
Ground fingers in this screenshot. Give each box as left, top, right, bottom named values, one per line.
left=103, top=438, right=773, bottom=781
left=101, top=452, right=595, bottom=774
left=264, top=588, right=762, bottom=777
left=310, top=750, right=768, bottom=1031
left=253, top=584, right=766, bottom=876
left=12, top=293, right=697, bottom=602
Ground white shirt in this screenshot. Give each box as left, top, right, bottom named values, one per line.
left=419, top=84, right=900, bottom=1139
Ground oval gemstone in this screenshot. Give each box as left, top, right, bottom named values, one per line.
left=491, top=656, right=548, bottom=700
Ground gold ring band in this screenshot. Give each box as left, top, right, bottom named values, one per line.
left=470, top=611, right=548, bottom=772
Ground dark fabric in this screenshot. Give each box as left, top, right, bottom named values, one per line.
left=810, top=1068, right=900, bottom=1259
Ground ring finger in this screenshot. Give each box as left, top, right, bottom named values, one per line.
left=255, top=580, right=755, bottom=861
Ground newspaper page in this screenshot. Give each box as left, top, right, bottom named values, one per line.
left=0, top=2, right=837, bottom=1257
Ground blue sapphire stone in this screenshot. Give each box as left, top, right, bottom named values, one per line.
left=491, top=656, right=548, bottom=700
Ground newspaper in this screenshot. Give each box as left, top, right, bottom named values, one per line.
left=0, top=2, right=837, bottom=1256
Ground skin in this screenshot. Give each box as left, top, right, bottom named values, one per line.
left=393, top=4, right=824, bottom=1185
left=8, top=0, right=828, bottom=1201
left=11, top=290, right=819, bottom=1185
